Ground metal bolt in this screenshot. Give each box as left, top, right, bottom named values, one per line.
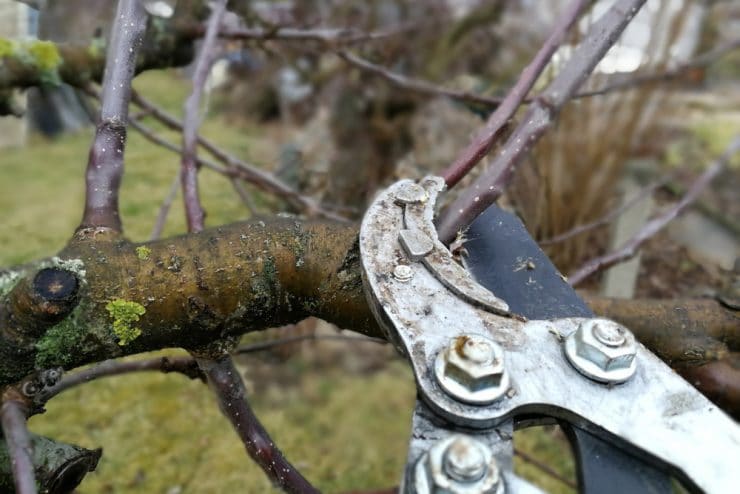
left=393, top=264, right=414, bottom=282
left=414, top=435, right=504, bottom=494
left=564, top=318, right=638, bottom=384
left=395, top=182, right=428, bottom=205
left=434, top=335, right=509, bottom=405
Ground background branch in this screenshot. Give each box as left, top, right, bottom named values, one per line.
left=568, top=135, right=739, bottom=285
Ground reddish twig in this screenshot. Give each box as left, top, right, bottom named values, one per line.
left=79, top=0, right=147, bottom=233
left=130, top=91, right=346, bottom=221
left=195, top=355, right=319, bottom=494
left=338, top=51, right=506, bottom=107
left=0, top=399, right=36, bottom=494
left=436, top=0, right=648, bottom=244
left=440, top=0, right=589, bottom=190
left=568, top=135, right=740, bottom=285
left=181, top=0, right=228, bottom=233
left=539, top=177, right=668, bottom=245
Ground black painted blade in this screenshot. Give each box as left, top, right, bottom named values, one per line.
left=462, top=204, right=672, bottom=494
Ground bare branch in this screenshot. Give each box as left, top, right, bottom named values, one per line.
left=338, top=51, right=505, bottom=107
left=539, top=178, right=668, bottom=245
left=129, top=91, right=347, bottom=221
left=0, top=398, right=36, bottom=494
left=195, top=355, right=319, bottom=494
left=437, top=0, right=648, bottom=244
left=568, top=135, right=740, bottom=286
left=181, top=0, right=228, bottom=233
left=79, top=0, right=147, bottom=233
left=218, top=25, right=412, bottom=45
left=577, top=38, right=740, bottom=98
left=39, top=356, right=204, bottom=404
left=440, top=0, right=589, bottom=190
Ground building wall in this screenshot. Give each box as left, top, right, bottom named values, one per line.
left=0, top=0, right=29, bottom=148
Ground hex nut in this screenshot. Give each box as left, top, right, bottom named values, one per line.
left=434, top=335, right=510, bottom=405
left=564, top=318, right=638, bottom=384
left=413, top=435, right=504, bottom=494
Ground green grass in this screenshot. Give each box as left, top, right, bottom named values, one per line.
left=1, top=70, right=576, bottom=493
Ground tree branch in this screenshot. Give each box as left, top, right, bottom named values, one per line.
left=130, top=90, right=346, bottom=221
left=182, top=0, right=228, bottom=233
left=539, top=177, right=668, bottom=245
left=568, top=135, right=740, bottom=286
left=79, top=0, right=147, bottom=233
left=0, top=398, right=36, bottom=494
left=440, top=0, right=589, bottom=190
left=195, top=354, right=319, bottom=493
left=436, top=0, right=648, bottom=243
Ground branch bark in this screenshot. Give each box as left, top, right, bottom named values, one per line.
left=0, top=398, right=35, bottom=494
left=79, top=0, right=147, bottom=233
left=181, top=0, right=228, bottom=233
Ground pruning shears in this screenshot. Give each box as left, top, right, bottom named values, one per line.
left=358, top=176, right=740, bottom=493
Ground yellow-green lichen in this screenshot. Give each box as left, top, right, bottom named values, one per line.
left=0, top=38, right=13, bottom=58
left=135, top=246, right=152, bottom=261
left=106, top=299, right=146, bottom=346
left=27, top=40, right=61, bottom=72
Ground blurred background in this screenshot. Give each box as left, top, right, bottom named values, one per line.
left=0, top=0, right=738, bottom=492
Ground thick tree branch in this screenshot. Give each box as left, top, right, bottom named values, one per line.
left=79, top=0, right=147, bottom=233
left=182, top=0, right=228, bottom=233
left=0, top=217, right=377, bottom=387
left=195, top=354, right=319, bottom=493
left=437, top=0, right=648, bottom=243
left=568, top=135, right=739, bottom=285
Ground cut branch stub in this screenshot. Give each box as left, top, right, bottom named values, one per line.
left=2, top=268, right=80, bottom=343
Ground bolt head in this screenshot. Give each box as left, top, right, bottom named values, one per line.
left=393, top=264, right=414, bottom=282
left=564, top=319, right=638, bottom=383
left=414, top=435, right=503, bottom=494
left=395, top=182, right=428, bottom=205
left=435, top=335, right=509, bottom=405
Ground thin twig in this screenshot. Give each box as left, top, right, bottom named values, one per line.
left=195, top=355, right=319, bottom=494
left=539, top=177, right=668, bottom=245
left=150, top=173, right=181, bottom=241
left=79, top=0, right=147, bottom=233
left=39, top=356, right=204, bottom=404
left=568, top=135, right=740, bottom=286
left=218, top=25, right=412, bottom=45
left=576, top=38, right=740, bottom=98
left=440, top=0, right=589, bottom=190
left=0, top=399, right=37, bottom=494
left=514, top=447, right=577, bottom=489
left=437, top=0, right=648, bottom=244
left=338, top=51, right=505, bottom=107
left=130, top=90, right=346, bottom=221
left=181, top=0, right=228, bottom=233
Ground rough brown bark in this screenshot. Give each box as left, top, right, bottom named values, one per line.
left=0, top=218, right=377, bottom=388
